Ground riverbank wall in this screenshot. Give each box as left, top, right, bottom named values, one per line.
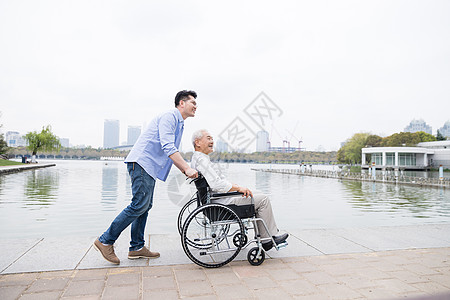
left=252, top=168, right=450, bottom=189
left=0, top=163, right=56, bottom=175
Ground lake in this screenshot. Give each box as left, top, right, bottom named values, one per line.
left=0, top=160, right=449, bottom=239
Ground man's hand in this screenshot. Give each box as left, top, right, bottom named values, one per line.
left=184, top=167, right=198, bottom=178
left=237, top=186, right=253, bottom=198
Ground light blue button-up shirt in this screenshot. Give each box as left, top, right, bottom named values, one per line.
left=125, top=108, right=184, bottom=182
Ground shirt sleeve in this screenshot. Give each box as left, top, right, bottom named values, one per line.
left=158, top=112, right=178, bottom=157
left=194, top=155, right=232, bottom=193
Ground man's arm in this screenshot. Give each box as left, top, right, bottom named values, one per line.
left=169, top=152, right=198, bottom=178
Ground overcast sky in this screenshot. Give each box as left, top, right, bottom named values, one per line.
left=1, top=0, right=449, bottom=152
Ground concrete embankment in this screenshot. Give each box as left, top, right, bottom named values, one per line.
left=0, top=163, right=56, bottom=175
left=252, top=168, right=450, bottom=189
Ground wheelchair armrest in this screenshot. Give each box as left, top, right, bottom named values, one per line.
left=211, top=191, right=244, bottom=198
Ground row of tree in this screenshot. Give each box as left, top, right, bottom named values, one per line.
left=337, top=131, right=445, bottom=164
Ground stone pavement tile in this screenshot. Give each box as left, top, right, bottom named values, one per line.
left=357, top=287, right=402, bottom=299
left=242, top=275, right=278, bottom=290
left=19, top=291, right=62, bottom=300
left=370, top=278, right=421, bottom=294
left=61, top=296, right=100, bottom=300
left=351, top=267, right=393, bottom=280
left=386, top=270, right=432, bottom=284
left=367, top=259, right=407, bottom=272
left=0, top=272, right=38, bottom=287
left=338, top=275, right=382, bottom=290
left=317, top=282, right=364, bottom=300
left=143, top=275, right=176, bottom=290
left=214, top=283, right=253, bottom=299
left=411, top=281, right=450, bottom=295
left=286, top=260, right=318, bottom=274
left=38, top=270, right=74, bottom=279
left=143, top=289, right=179, bottom=299
left=62, top=279, right=104, bottom=297
left=402, top=263, right=443, bottom=276
left=0, top=238, right=42, bottom=274
left=26, top=277, right=69, bottom=293
left=231, top=264, right=269, bottom=279
left=142, top=265, right=173, bottom=277
left=174, top=268, right=207, bottom=282
left=427, top=274, right=450, bottom=289
left=102, top=284, right=139, bottom=300
left=278, top=278, right=321, bottom=296
left=292, top=294, right=331, bottom=300
left=265, top=267, right=300, bottom=281
left=3, top=236, right=93, bottom=274
left=177, top=279, right=214, bottom=298
left=106, top=272, right=140, bottom=286
left=254, top=258, right=287, bottom=270
left=72, top=268, right=108, bottom=281
left=0, top=285, right=28, bottom=300
left=317, top=261, right=369, bottom=277
left=205, top=270, right=241, bottom=286
left=252, top=287, right=292, bottom=299
left=301, top=271, right=340, bottom=286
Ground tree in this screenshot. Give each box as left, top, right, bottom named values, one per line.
left=437, top=130, right=446, bottom=141
left=365, top=134, right=382, bottom=147
left=0, top=112, right=9, bottom=156
left=24, top=125, right=61, bottom=162
left=337, top=133, right=370, bottom=164
left=415, top=131, right=436, bottom=142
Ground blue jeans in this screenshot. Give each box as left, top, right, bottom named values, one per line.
left=99, top=162, right=155, bottom=251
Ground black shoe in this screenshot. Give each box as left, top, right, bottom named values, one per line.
left=273, top=233, right=289, bottom=244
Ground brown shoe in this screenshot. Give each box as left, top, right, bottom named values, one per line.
left=93, top=238, right=120, bottom=264
left=128, top=246, right=160, bottom=259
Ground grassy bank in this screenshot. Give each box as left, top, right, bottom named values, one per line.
left=0, top=160, right=24, bottom=166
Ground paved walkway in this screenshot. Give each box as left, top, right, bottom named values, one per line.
left=1, top=224, right=450, bottom=299
left=0, top=163, right=56, bottom=174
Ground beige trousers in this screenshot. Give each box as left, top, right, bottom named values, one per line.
left=212, top=193, right=278, bottom=239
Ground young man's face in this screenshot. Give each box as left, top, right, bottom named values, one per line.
left=180, top=95, right=197, bottom=118
left=196, top=131, right=214, bottom=155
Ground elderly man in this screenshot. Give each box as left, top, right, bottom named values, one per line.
left=190, top=129, right=288, bottom=250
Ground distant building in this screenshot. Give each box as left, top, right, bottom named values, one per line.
left=256, top=130, right=269, bottom=152
left=127, top=126, right=141, bottom=146
left=215, top=139, right=228, bottom=153
left=5, top=131, right=27, bottom=147
left=404, top=119, right=432, bottom=134
left=103, top=119, right=120, bottom=149
left=59, top=138, right=70, bottom=148
left=438, top=121, right=450, bottom=138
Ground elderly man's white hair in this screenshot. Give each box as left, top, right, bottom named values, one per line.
left=192, top=129, right=209, bottom=148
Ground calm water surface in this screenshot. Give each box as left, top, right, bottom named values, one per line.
left=1, top=160, right=449, bottom=239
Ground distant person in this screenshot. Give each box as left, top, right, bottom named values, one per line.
left=94, top=90, right=199, bottom=264
left=191, top=129, right=288, bottom=250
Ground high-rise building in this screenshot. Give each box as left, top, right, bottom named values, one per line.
left=256, top=130, right=269, bottom=152
left=127, top=126, right=141, bottom=146
left=103, top=119, right=120, bottom=149
left=59, top=138, right=70, bottom=148
left=5, top=131, right=27, bottom=147
left=215, top=139, right=228, bottom=153
left=438, top=121, right=450, bottom=138
left=404, top=119, right=432, bottom=134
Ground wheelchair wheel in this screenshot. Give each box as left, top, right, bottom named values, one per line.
left=181, top=203, right=245, bottom=268
left=177, top=196, right=198, bottom=235
left=247, top=247, right=265, bottom=266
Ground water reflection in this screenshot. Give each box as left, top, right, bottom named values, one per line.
left=341, top=180, right=450, bottom=218
left=101, top=164, right=118, bottom=210
left=24, top=169, right=59, bottom=208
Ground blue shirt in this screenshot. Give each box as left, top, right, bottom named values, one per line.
left=125, top=108, right=184, bottom=181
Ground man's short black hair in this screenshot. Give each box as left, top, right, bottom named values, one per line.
left=175, top=90, right=197, bottom=107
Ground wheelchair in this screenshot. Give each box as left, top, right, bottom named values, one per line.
left=178, top=173, right=288, bottom=268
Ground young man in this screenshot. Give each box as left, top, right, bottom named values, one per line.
left=94, top=90, right=199, bottom=264
left=190, top=129, right=288, bottom=250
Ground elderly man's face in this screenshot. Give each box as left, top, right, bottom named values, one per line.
left=196, top=131, right=214, bottom=154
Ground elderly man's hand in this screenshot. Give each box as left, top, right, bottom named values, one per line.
left=237, top=186, right=253, bottom=198
left=184, top=167, right=198, bottom=178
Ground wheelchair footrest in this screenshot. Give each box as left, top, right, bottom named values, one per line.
left=275, top=241, right=288, bottom=250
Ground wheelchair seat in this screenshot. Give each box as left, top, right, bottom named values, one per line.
left=193, top=174, right=255, bottom=219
